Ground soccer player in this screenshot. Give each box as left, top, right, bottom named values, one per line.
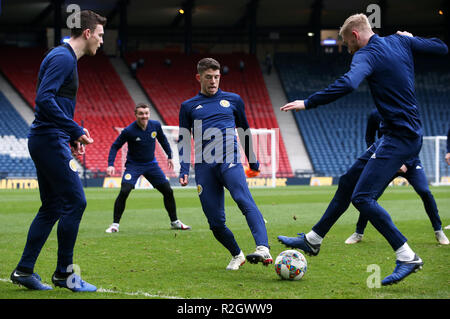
left=10, top=10, right=106, bottom=291
left=278, top=14, right=448, bottom=285
left=178, top=58, right=272, bottom=270
left=344, top=109, right=449, bottom=245
left=105, top=103, right=190, bottom=233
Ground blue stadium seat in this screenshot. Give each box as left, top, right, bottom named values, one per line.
left=0, top=91, right=36, bottom=178
left=275, top=52, right=450, bottom=178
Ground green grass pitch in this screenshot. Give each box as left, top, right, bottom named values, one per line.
left=0, top=185, right=449, bottom=299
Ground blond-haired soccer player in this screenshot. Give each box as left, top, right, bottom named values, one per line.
left=278, top=13, right=448, bottom=285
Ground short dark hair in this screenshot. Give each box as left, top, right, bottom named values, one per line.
left=197, top=58, right=221, bottom=74
left=70, top=10, right=107, bottom=38
left=135, top=103, right=149, bottom=113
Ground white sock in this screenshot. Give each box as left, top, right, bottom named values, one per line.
left=395, top=242, right=415, bottom=262
left=306, top=230, right=323, bottom=245
left=112, top=223, right=119, bottom=227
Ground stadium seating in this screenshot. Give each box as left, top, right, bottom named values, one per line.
left=0, top=47, right=175, bottom=177
left=275, top=52, right=450, bottom=178
left=124, top=51, right=293, bottom=177
left=0, top=91, right=36, bottom=177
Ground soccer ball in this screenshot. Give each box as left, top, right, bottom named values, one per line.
left=274, top=250, right=307, bottom=281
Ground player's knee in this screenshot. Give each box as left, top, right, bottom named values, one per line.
left=119, top=183, right=133, bottom=198
left=416, top=188, right=431, bottom=199
left=351, top=193, right=372, bottom=209
left=210, top=225, right=228, bottom=239
left=209, top=220, right=227, bottom=233
left=157, top=182, right=173, bottom=197
left=79, top=197, right=87, bottom=211
left=66, top=188, right=87, bottom=210
left=333, top=173, right=356, bottom=202
left=338, top=171, right=355, bottom=190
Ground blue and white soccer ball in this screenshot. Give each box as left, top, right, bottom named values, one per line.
left=274, top=250, right=307, bottom=281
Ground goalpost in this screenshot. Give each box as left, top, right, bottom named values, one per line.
left=419, top=136, right=449, bottom=186
left=116, top=126, right=279, bottom=188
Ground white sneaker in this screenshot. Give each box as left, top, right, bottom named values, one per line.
left=105, top=223, right=119, bottom=233
left=345, top=232, right=363, bottom=244
left=246, top=245, right=273, bottom=266
left=226, top=251, right=246, bottom=270
left=170, top=220, right=191, bottom=230
left=435, top=230, right=449, bottom=245
left=444, top=225, right=450, bottom=230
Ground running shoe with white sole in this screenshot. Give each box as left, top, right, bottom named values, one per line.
left=344, top=232, right=364, bottom=244
left=105, top=223, right=119, bottom=233
left=226, top=251, right=246, bottom=270
left=435, top=230, right=449, bottom=245
left=246, top=246, right=273, bottom=266
left=171, top=220, right=191, bottom=230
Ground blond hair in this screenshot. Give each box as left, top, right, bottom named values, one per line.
left=339, top=13, right=372, bottom=37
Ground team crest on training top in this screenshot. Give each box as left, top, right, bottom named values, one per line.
left=220, top=100, right=230, bottom=107
left=69, top=159, right=77, bottom=172
left=151, top=131, right=157, bottom=138
left=197, top=184, right=203, bottom=195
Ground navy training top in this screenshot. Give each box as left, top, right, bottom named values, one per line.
left=108, top=120, right=172, bottom=167
left=178, top=89, right=258, bottom=178
left=304, top=34, right=448, bottom=138
left=29, top=43, right=84, bottom=141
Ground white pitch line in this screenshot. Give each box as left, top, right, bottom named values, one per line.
left=1, top=277, right=182, bottom=299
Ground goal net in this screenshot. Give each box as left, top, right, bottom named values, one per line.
left=116, top=126, right=279, bottom=187
left=419, top=136, right=449, bottom=186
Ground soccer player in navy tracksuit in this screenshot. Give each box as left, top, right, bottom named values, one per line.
left=10, top=11, right=106, bottom=291
left=341, top=109, right=448, bottom=244
left=178, top=58, right=272, bottom=270
left=105, top=103, right=190, bottom=233
left=278, top=13, right=448, bottom=285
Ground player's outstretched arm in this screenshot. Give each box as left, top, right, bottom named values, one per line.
left=397, top=30, right=448, bottom=55
left=280, top=100, right=306, bottom=112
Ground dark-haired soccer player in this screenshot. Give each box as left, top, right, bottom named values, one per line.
left=11, top=10, right=106, bottom=291
left=178, top=58, right=272, bottom=270
left=105, top=103, right=190, bottom=233
left=278, top=13, right=448, bottom=285
left=343, top=109, right=448, bottom=245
